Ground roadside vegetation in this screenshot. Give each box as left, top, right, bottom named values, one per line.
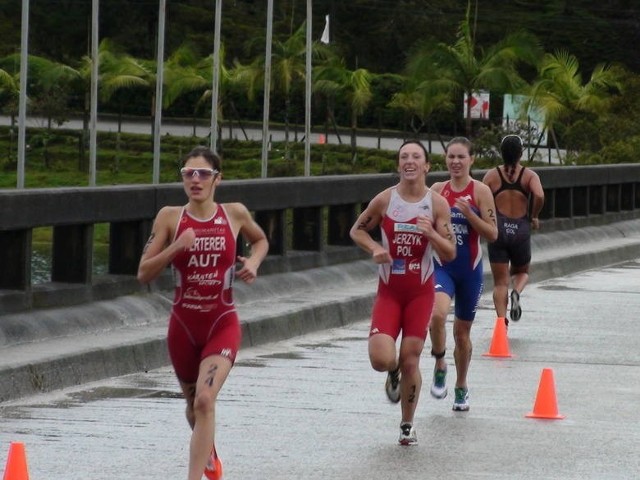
left=2, top=1, right=640, bottom=190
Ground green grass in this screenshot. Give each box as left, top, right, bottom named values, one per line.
left=0, top=126, right=406, bottom=188
left=32, top=224, right=111, bottom=245
left=0, top=125, right=558, bottom=189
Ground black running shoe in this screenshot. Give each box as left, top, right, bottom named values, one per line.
left=385, top=367, right=401, bottom=403
left=510, top=290, right=522, bottom=322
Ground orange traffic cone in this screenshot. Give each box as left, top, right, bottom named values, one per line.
left=3, top=442, right=30, bottom=480
left=318, top=134, right=326, bottom=144
left=526, top=368, right=565, bottom=419
left=482, top=317, right=512, bottom=358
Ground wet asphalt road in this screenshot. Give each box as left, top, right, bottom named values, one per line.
left=2, top=260, right=640, bottom=479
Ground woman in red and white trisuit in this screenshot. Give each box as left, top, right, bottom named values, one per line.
left=137, top=146, right=268, bottom=480
left=350, top=140, right=456, bottom=446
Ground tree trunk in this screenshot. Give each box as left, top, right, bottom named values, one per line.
left=350, top=110, right=357, bottom=166
left=79, top=107, right=89, bottom=172
left=115, top=106, right=123, bottom=173
left=284, top=96, right=291, bottom=162
left=465, top=91, right=473, bottom=136
left=549, top=127, right=563, bottom=165
left=327, top=98, right=342, bottom=144
left=150, top=95, right=156, bottom=150
left=230, top=101, right=249, bottom=140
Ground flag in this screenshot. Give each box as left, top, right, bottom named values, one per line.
left=320, top=15, right=330, bottom=44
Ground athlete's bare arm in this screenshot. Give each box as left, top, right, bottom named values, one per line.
left=526, top=171, right=545, bottom=229
left=430, top=181, right=445, bottom=195
left=227, top=202, right=269, bottom=284
left=137, top=206, right=194, bottom=284
left=481, top=169, right=498, bottom=192
left=462, top=180, right=498, bottom=242
left=350, top=189, right=392, bottom=264
left=423, top=192, right=456, bottom=262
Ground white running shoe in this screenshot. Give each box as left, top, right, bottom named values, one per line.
left=430, top=366, right=448, bottom=399
left=398, top=422, right=417, bottom=446
left=452, top=387, right=470, bottom=412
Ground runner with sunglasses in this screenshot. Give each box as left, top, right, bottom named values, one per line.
left=137, top=146, right=269, bottom=480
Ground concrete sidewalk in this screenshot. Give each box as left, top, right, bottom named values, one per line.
left=1, top=219, right=640, bottom=402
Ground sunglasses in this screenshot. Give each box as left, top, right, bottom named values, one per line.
left=180, top=167, right=219, bottom=179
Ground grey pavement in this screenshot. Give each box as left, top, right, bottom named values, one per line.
left=1, top=219, right=640, bottom=404
left=1, top=258, right=639, bottom=479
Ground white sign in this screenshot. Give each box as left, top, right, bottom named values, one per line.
left=503, top=94, right=547, bottom=146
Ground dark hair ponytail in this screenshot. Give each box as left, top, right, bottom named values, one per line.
left=500, top=135, right=523, bottom=180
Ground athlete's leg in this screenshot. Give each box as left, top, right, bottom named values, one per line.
left=490, top=261, right=510, bottom=318
left=368, top=287, right=402, bottom=372
left=510, top=263, right=530, bottom=295
left=169, top=312, right=200, bottom=429
left=452, top=318, right=472, bottom=388
left=510, top=235, right=532, bottom=296
left=368, top=333, right=398, bottom=372
left=185, top=355, right=233, bottom=480
left=179, top=382, right=197, bottom=429
left=429, top=291, right=452, bottom=372
left=398, top=336, right=425, bottom=424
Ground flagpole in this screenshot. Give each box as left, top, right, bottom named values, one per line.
left=260, top=0, right=274, bottom=178
left=89, top=0, right=99, bottom=186
left=152, top=0, right=166, bottom=184
left=16, top=0, right=30, bottom=189
left=210, top=0, right=222, bottom=154
left=304, top=0, right=312, bottom=176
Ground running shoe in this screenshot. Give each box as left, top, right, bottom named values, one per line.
left=452, top=387, right=470, bottom=412
left=398, top=422, right=418, bottom=446
left=204, top=446, right=223, bottom=480
left=510, top=290, right=522, bottom=322
left=430, top=366, right=448, bottom=399
left=385, top=367, right=401, bottom=403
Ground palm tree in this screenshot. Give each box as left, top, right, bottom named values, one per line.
left=406, top=1, right=542, bottom=136
left=0, top=65, right=19, bottom=162
left=98, top=40, right=152, bottom=131
left=525, top=50, right=624, bottom=162
left=388, top=74, right=454, bottom=150
left=313, top=56, right=373, bottom=164
left=163, top=42, right=241, bottom=142
left=163, top=43, right=209, bottom=109
left=96, top=41, right=153, bottom=171
left=0, top=66, right=18, bottom=97
left=233, top=22, right=328, bottom=161
left=0, top=53, right=78, bottom=168
left=0, top=53, right=77, bottom=127
left=72, top=39, right=152, bottom=170
left=0, top=65, right=19, bottom=121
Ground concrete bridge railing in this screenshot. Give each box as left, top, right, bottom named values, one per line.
left=1, top=165, right=639, bottom=315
